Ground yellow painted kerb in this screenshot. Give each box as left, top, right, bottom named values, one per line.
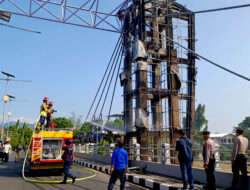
left=33, top=131, right=73, bottom=138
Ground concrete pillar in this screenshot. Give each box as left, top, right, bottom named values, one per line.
left=162, top=143, right=171, bottom=164
left=94, top=144, right=98, bottom=155
left=78, top=144, right=81, bottom=153
left=105, top=144, right=110, bottom=157
left=215, top=143, right=221, bottom=170
left=134, top=143, right=140, bottom=161
left=73, top=144, right=76, bottom=152
left=109, top=143, right=116, bottom=157
left=86, top=145, right=89, bottom=154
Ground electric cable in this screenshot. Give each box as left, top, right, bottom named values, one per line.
left=145, top=23, right=250, bottom=82
left=150, top=3, right=250, bottom=18
left=98, top=43, right=123, bottom=118
left=91, top=39, right=123, bottom=120
left=0, top=22, right=41, bottom=34
left=108, top=46, right=124, bottom=118
left=22, top=117, right=96, bottom=183
left=85, top=35, right=122, bottom=122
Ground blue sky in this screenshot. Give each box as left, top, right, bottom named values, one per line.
left=0, top=0, right=249, bottom=133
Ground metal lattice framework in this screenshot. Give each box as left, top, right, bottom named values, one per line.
left=0, top=0, right=130, bottom=32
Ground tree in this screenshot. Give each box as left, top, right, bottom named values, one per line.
left=105, top=119, right=124, bottom=131
left=8, top=121, right=33, bottom=149
left=234, top=117, right=250, bottom=145
left=220, top=145, right=232, bottom=161
left=52, top=117, right=74, bottom=129
left=194, top=104, right=208, bottom=147
left=80, top=122, right=93, bottom=132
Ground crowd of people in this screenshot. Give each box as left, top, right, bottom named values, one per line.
left=175, top=128, right=248, bottom=190
left=108, top=129, right=248, bottom=190
left=0, top=141, right=12, bottom=162
left=0, top=141, right=26, bottom=163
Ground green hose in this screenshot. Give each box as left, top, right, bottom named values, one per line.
left=22, top=118, right=96, bottom=183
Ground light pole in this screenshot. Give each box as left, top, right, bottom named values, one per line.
left=6, top=95, right=15, bottom=140
left=1, top=72, right=15, bottom=141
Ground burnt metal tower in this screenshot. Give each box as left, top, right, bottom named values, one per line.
left=120, top=0, right=196, bottom=161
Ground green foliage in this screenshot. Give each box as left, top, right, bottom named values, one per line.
left=235, top=117, right=250, bottom=139
left=105, top=119, right=124, bottom=131
left=220, top=145, right=232, bottom=161
left=8, top=121, right=33, bottom=149
left=107, top=131, right=114, bottom=144
left=80, top=122, right=93, bottom=132
left=98, top=139, right=108, bottom=155
left=234, top=117, right=250, bottom=147
left=52, top=117, right=74, bottom=128
left=73, top=129, right=79, bottom=137
left=194, top=104, right=208, bottom=147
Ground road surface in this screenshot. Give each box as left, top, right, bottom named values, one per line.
left=0, top=152, right=148, bottom=190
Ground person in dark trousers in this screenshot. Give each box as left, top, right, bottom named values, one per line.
left=0, top=141, right=4, bottom=161
left=108, top=140, right=128, bottom=190
left=15, top=142, right=22, bottom=162
left=227, top=128, right=249, bottom=190
left=202, top=131, right=216, bottom=190
left=176, top=129, right=194, bottom=189
left=3, top=141, right=11, bottom=162
left=61, top=139, right=76, bottom=184
left=46, top=102, right=56, bottom=130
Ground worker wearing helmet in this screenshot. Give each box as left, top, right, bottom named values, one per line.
left=61, top=139, right=76, bottom=184
left=36, top=97, right=49, bottom=131
left=46, top=102, right=56, bottom=130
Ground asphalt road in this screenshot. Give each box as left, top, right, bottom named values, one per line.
left=0, top=152, right=148, bottom=190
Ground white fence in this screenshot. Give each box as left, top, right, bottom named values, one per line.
left=74, top=143, right=250, bottom=169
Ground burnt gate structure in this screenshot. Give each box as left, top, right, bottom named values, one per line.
left=120, top=0, right=196, bottom=161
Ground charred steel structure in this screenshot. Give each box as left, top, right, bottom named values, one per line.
left=120, top=0, right=196, bottom=161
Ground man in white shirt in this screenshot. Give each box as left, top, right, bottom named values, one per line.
left=4, top=141, right=11, bottom=162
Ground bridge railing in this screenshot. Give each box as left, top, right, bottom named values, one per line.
left=74, top=143, right=250, bottom=169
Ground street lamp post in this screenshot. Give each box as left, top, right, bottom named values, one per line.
left=0, top=72, right=15, bottom=141
left=6, top=95, right=15, bottom=140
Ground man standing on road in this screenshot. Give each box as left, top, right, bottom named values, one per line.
left=61, top=139, right=76, bottom=184
left=176, top=129, right=194, bottom=189
left=108, top=140, right=128, bottom=190
left=3, top=141, right=11, bottom=162
left=14, top=142, right=22, bottom=162
left=228, top=128, right=249, bottom=190
left=202, top=131, right=216, bottom=190
left=0, top=141, right=4, bottom=161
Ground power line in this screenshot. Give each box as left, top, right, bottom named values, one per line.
left=99, top=44, right=123, bottom=118
left=151, top=4, right=250, bottom=18
left=84, top=35, right=122, bottom=122
left=91, top=39, right=123, bottom=121
left=145, top=23, right=250, bottom=82
left=108, top=47, right=124, bottom=119
left=0, top=22, right=41, bottom=34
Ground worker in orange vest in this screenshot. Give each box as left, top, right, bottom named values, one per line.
left=46, top=102, right=56, bottom=130
left=36, top=97, right=49, bottom=131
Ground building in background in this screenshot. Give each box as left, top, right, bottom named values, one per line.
left=210, top=133, right=234, bottom=146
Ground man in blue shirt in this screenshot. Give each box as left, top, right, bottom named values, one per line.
left=108, top=140, right=128, bottom=190
left=176, top=129, right=194, bottom=189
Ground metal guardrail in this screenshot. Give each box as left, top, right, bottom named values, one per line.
left=74, top=143, right=250, bottom=168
